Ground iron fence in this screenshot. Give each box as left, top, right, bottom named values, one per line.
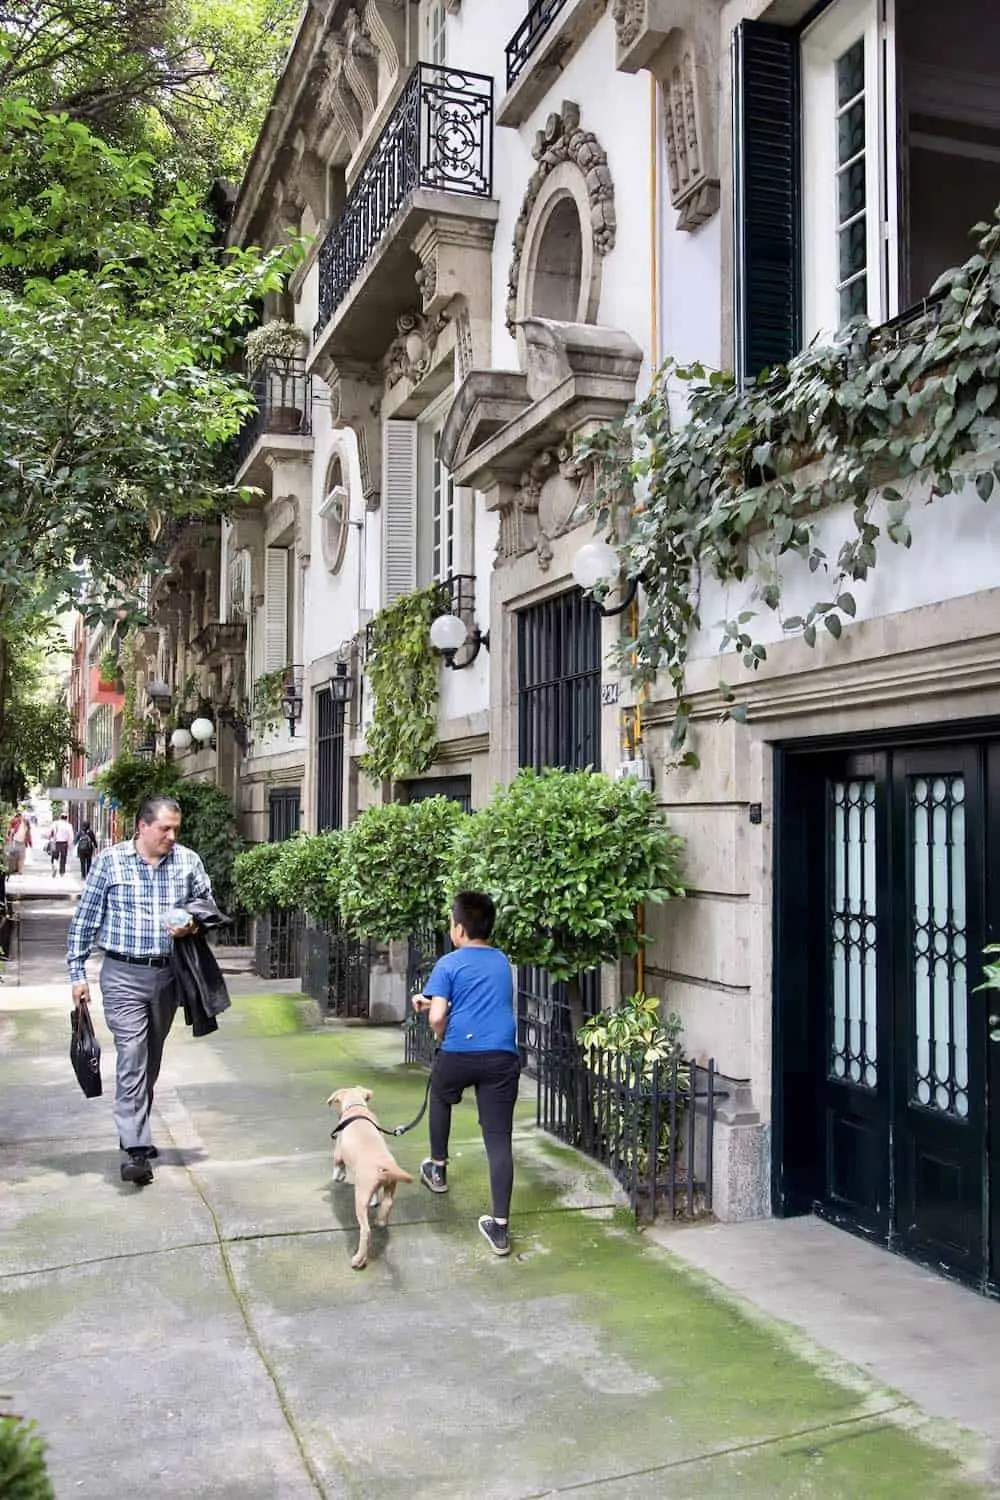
left=517, top=964, right=599, bottom=1077
left=505, top=0, right=570, bottom=89
left=254, top=907, right=304, bottom=980
left=235, top=356, right=312, bottom=470
left=214, top=908, right=252, bottom=948
left=303, top=921, right=372, bottom=1018
left=404, top=924, right=448, bottom=1066
left=315, top=63, right=494, bottom=338
left=536, top=1022, right=723, bottom=1221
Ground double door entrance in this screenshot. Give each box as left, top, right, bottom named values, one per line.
left=776, top=735, right=1000, bottom=1291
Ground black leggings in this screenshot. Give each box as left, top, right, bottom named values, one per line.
left=429, top=1049, right=521, bottom=1220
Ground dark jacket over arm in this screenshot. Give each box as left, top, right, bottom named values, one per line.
left=171, top=897, right=232, bottom=1037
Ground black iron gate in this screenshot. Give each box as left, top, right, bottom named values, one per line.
left=315, top=688, right=346, bottom=832
left=256, top=788, right=303, bottom=979
left=303, top=920, right=371, bottom=1017
left=516, top=588, right=602, bottom=1072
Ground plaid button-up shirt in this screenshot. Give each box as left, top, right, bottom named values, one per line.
left=67, top=839, right=211, bottom=982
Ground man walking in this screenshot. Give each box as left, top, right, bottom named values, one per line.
left=67, top=795, right=211, bottom=1185
left=50, top=810, right=74, bottom=877
left=412, top=891, right=520, bottom=1256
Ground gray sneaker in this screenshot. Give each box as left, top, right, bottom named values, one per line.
left=478, top=1216, right=511, bottom=1256
left=420, top=1159, right=448, bottom=1194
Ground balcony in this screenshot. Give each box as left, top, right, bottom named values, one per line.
left=192, top=620, right=248, bottom=667
left=234, top=355, right=313, bottom=484
left=498, top=0, right=605, bottom=127
left=313, top=63, right=495, bottom=363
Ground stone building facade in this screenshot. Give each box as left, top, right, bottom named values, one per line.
left=201, top=0, right=1000, bottom=1285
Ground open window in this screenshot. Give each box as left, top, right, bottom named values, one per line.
left=735, top=0, right=1000, bottom=371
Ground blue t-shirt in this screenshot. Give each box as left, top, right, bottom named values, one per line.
left=424, top=945, right=517, bottom=1055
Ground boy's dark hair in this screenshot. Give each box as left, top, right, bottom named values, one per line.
left=452, top=890, right=495, bottom=941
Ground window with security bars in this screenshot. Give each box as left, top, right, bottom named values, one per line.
left=315, top=688, right=345, bottom=832
left=517, top=588, right=602, bottom=1070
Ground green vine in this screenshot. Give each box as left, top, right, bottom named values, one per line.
left=252, top=667, right=287, bottom=735
left=361, top=582, right=449, bottom=783
left=578, top=207, right=1000, bottom=764
left=97, top=647, right=119, bottom=685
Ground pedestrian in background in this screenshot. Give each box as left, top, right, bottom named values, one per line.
left=5, top=809, right=32, bottom=875
left=76, top=821, right=97, bottom=881
left=66, top=794, right=211, bottom=1185
left=412, top=890, right=521, bottom=1257
left=50, top=811, right=74, bottom=877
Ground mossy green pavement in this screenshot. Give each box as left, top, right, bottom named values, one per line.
left=0, top=988, right=992, bottom=1499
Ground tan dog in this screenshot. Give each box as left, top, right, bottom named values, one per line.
left=326, top=1087, right=414, bottom=1269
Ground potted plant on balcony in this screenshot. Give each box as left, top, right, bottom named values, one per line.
left=245, top=320, right=309, bottom=435
left=97, top=647, right=121, bottom=691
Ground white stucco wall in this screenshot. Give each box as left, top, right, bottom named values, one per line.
left=690, top=461, right=1000, bottom=664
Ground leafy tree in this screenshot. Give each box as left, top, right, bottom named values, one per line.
left=93, top=755, right=179, bottom=822
left=339, top=798, right=469, bottom=942
left=270, top=832, right=344, bottom=927
left=172, top=779, right=242, bottom=912
left=447, top=770, right=686, bottom=1032
left=0, top=104, right=297, bottom=744
left=0, top=631, right=81, bottom=804
left=0, top=0, right=299, bottom=179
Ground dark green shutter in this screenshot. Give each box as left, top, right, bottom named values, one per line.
left=733, top=21, right=802, bottom=382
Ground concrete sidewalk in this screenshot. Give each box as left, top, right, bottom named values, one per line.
left=2, top=908, right=999, bottom=1498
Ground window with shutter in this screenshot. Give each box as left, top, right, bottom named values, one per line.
left=382, top=419, right=417, bottom=604
left=733, top=20, right=802, bottom=382
left=264, top=546, right=289, bottom=671
left=801, top=0, right=893, bottom=343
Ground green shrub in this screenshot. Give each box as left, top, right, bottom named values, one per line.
left=172, top=780, right=242, bottom=913
left=447, top=768, right=685, bottom=984
left=0, top=1413, right=55, bottom=1499
left=339, top=796, right=469, bottom=941
left=270, top=831, right=343, bottom=926
left=232, top=841, right=286, bottom=915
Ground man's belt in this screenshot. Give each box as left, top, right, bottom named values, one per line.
left=104, top=951, right=171, bottom=969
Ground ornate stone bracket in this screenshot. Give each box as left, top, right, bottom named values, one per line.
left=328, top=359, right=383, bottom=512
left=506, top=101, right=616, bottom=336
left=442, top=319, right=643, bottom=569
left=613, top=0, right=721, bottom=232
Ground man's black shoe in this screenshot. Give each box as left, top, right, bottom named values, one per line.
left=120, top=1140, right=158, bottom=1159
left=121, top=1149, right=154, bottom=1185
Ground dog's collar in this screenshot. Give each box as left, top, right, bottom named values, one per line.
left=330, top=1109, right=378, bottom=1138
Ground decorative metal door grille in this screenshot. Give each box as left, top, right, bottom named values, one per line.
left=505, top=0, right=570, bottom=89
left=517, top=589, right=601, bottom=772
left=315, top=689, right=346, bottom=832
left=910, top=774, right=969, bottom=1118
left=315, top=64, right=493, bottom=337
left=829, top=778, right=878, bottom=1088
left=517, top=587, right=601, bottom=1072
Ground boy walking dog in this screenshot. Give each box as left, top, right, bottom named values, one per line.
left=412, top=891, right=520, bottom=1256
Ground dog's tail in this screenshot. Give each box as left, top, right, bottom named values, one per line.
left=378, top=1163, right=414, bottom=1185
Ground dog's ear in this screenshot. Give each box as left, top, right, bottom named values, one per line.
left=327, top=1089, right=345, bottom=1109
left=362, top=1088, right=373, bottom=1103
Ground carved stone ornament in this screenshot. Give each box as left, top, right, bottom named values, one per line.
left=382, top=307, right=452, bottom=390
left=664, top=47, right=719, bottom=230
left=505, top=101, right=616, bottom=336
left=612, top=0, right=645, bottom=51
left=495, top=444, right=592, bottom=568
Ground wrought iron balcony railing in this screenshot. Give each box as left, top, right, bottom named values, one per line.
left=235, top=355, right=312, bottom=471
left=505, top=0, right=570, bottom=90
left=315, top=63, right=494, bottom=340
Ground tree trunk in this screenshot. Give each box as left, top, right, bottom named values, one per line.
left=565, top=973, right=596, bottom=1152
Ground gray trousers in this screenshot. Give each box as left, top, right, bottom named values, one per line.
left=100, top=958, right=178, bottom=1150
